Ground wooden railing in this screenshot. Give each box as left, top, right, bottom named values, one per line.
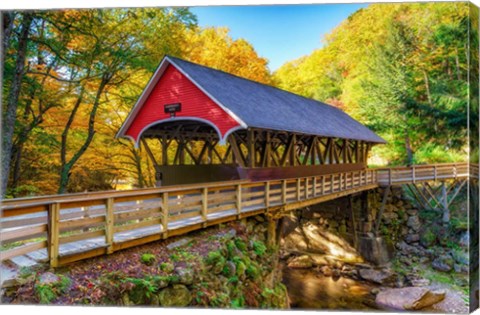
left=1, top=169, right=377, bottom=268
left=2, top=162, right=474, bottom=269
left=376, top=163, right=469, bottom=186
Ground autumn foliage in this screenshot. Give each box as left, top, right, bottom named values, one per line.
left=2, top=3, right=476, bottom=197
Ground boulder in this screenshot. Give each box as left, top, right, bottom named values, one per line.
left=451, top=250, right=469, bottom=265
left=432, top=255, right=454, bottom=273
left=39, top=272, right=60, bottom=286
left=175, top=266, right=194, bottom=285
left=407, top=216, right=421, bottom=232
left=405, top=234, right=420, bottom=244
left=382, top=212, right=398, bottom=224
left=358, top=268, right=396, bottom=285
left=167, top=238, right=191, bottom=250
left=397, top=241, right=421, bottom=256
left=158, top=285, right=192, bottom=307
left=287, top=255, right=314, bottom=269
left=420, top=228, right=437, bottom=248
left=376, top=287, right=446, bottom=310
left=282, top=227, right=308, bottom=252
left=308, top=254, right=330, bottom=266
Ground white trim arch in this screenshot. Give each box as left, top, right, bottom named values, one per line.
left=133, top=116, right=245, bottom=148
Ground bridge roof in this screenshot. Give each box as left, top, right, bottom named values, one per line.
left=118, top=56, right=386, bottom=144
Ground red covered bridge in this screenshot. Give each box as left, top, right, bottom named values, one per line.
left=117, top=56, right=385, bottom=186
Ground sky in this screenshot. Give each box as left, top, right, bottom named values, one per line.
left=190, top=4, right=368, bottom=71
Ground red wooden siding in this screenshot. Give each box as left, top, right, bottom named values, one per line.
left=125, top=64, right=241, bottom=142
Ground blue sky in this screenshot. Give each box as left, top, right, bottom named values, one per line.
left=190, top=4, right=368, bottom=71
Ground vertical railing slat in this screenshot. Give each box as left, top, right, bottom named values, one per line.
left=202, top=188, right=208, bottom=223
left=162, top=192, right=169, bottom=236
left=296, top=178, right=301, bottom=201
left=105, top=198, right=114, bottom=254
left=265, top=182, right=270, bottom=208
left=48, top=203, right=60, bottom=268
left=236, top=184, right=242, bottom=215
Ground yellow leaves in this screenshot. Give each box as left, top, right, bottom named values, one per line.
left=182, top=27, right=272, bottom=85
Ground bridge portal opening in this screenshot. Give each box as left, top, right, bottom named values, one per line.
left=140, top=119, right=242, bottom=186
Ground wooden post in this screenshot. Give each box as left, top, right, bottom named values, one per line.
left=162, top=192, right=169, bottom=237
left=441, top=181, right=449, bottom=224
left=105, top=198, right=114, bottom=254
left=321, top=175, right=325, bottom=195
left=202, top=188, right=208, bottom=224
left=267, top=217, right=276, bottom=247
left=434, top=165, right=438, bottom=182
left=330, top=174, right=334, bottom=193
left=48, top=203, right=60, bottom=268
left=248, top=129, right=255, bottom=168
left=265, top=182, right=270, bottom=208
left=412, top=166, right=416, bottom=183
left=281, top=180, right=287, bottom=204
left=161, top=135, right=168, bottom=165
left=304, top=178, right=309, bottom=199
left=296, top=178, right=301, bottom=201
left=236, top=184, right=242, bottom=215
left=312, top=176, right=317, bottom=196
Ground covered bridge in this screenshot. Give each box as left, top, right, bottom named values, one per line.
left=117, top=56, right=385, bottom=186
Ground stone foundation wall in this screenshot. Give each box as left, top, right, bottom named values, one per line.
left=280, top=186, right=422, bottom=264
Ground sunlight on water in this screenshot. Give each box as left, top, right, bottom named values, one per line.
left=283, top=266, right=379, bottom=311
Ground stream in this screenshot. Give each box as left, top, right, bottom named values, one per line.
left=282, top=266, right=380, bottom=311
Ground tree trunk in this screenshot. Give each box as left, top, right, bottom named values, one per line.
left=405, top=131, right=414, bottom=166
left=454, top=47, right=461, bottom=81
left=57, top=74, right=109, bottom=194
left=422, top=69, right=433, bottom=107
left=1, top=12, right=16, bottom=62
left=1, top=13, right=33, bottom=197
left=10, top=58, right=58, bottom=193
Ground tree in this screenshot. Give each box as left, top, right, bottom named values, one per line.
left=182, top=27, right=271, bottom=84
left=2, top=12, right=33, bottom=197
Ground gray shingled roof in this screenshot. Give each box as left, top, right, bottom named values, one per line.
left=168, top=56, right=385, bottom=144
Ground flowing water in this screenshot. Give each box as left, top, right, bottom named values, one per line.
left=282, top=266, right=380, bottom=311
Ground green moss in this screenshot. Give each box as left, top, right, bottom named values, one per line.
left=246, top=263, right=260, bottom=280
left=123, top=277, right=157, bottom=303
left=226, top=240, right=237, bottom=258
left=234, top=238, right=247, bottom=252
left=140, top=253, right=156, bottom=266
left=160, top=262, right=174, bottom=273
left=170, top=253, right=180, bottom=262
left=210, top=292, right=230, bottom=307
left=236, top=261, right=247, bottom=278
left=252, top=240, right=267, bottom=257
left=206, top=250, right=223, bottom=264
